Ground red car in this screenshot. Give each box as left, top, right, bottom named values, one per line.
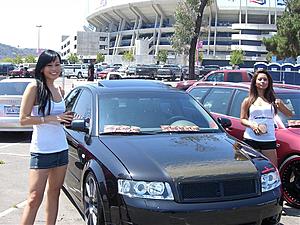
left=97, top=67, right=116, bottom=79
left=8, top=67, right=25, bottom=77
left=176, top=69, right=253, bottom=90
left=187, top=82, right=300, bottom=208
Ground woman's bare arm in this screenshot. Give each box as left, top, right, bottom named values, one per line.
left=275, top=99, right=293, bottom=117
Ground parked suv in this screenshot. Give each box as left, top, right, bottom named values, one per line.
left=187, top=82, right=300, bottom=208
left=134, top=64, right=158, bottom=79
left=198, top=64, right=220, bottom=77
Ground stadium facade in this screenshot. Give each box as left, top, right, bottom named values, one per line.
left=61, top=0, right=285, bottom=66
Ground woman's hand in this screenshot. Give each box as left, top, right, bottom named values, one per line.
left=250, top=122, right=260, bottom=135
left=45, top=111, right=74, bottom=124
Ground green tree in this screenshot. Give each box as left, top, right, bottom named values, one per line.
left=171, top=0, right=209, bottom=79
left=67, top=53, right=79, bottom=64
left=0, top=57, right=14, bottom=63
left=96, top=53, right=105, bottom=63
left=197, top=51, right=204, bottom=65
left=122, top=50, right=135, bottom=64
left=229, top=49, right=244, bottom=68
left=263, top=0, right=300, bottom=60
left=13, top=55, right=23, bottom=65
left=156, top=50, right=168, bottom=64
left=24, top=55, right=36, bottom=63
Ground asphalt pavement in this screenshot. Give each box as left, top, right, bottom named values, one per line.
left=0, top=132, right=84, bottom=225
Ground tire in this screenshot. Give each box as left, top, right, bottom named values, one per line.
left=279, top=155, right=300, bottom=208
left=83, top=172, right=105, bottom=225
left=77, top=72, right=82, bottom=79
left=262, top=212, right=282, bottom=225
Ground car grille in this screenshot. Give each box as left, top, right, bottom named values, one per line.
left=178, top=178, right=259, bottom=202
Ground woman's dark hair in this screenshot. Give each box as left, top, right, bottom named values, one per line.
left=248, top=69, right=277, bottom=114
left=35, top=50, right=62, bottom=116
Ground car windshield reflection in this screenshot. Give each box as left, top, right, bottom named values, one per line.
left=98, top=92, right=220, bottom=134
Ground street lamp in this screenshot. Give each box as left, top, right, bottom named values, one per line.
left=36, top=25, right=42, bottom=55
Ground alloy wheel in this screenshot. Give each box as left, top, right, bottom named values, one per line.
left=84, top=173, right=103, bottom=225
left=280, top=156, right=300, bottom=208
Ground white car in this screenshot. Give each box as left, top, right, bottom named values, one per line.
left=0, top=78, right=34, bottom=131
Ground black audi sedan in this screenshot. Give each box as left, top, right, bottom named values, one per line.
left=63, top=80, right=282, bottom=225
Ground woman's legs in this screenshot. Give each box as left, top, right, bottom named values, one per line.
left=45, top=165, right=67, bottom=225
left=20, top=169, right=49, bottom=225
left=261, top=149, right=278, bottom=167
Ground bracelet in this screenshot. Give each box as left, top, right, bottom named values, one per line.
left=40, top=116, right=45, bottom=123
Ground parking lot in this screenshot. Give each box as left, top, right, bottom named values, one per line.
left=0, top=132, right=84, bottom=225
left=0, top=76, right=299, bottom=225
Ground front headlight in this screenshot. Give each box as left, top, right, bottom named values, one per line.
left=261, top=169, right=281, bottom=192
left=118, top=179, right=174, bottom=200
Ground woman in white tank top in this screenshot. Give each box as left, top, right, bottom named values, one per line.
left=240, top=69, right=293, bottom=167
left=19, top=50, right=74, bottom=225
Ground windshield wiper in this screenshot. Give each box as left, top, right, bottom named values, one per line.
left=151, top=130, right=216, bottom=134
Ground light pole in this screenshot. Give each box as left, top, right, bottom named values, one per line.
left=36, top=25, right=42, bottom=54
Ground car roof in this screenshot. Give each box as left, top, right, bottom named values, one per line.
left=207, top=69, right=248, bottom=73
left=0, top=78, right=35, bottom=83
left=79, top=79, right=174, bottom=92
left=189, top=81, right=300, bottom=93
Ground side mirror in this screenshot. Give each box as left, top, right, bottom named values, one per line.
left=68, top=119, right=89, bottom=133
left=217, top=117, right=232, bottom=129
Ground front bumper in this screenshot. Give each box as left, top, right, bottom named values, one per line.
left=111, top=188, right=282, bottom=225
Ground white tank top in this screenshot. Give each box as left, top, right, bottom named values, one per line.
left=30, top=98, right=68, bottom=154
left=243, top=104, right=276, bottom=141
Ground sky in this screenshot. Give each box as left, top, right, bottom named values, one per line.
left=0, top=0, right=90, bottom=51
left=0, top=0, right=282, bottom=51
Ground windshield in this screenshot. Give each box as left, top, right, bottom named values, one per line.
left=277, top=93, right=300, bottom=127
left=98, top=91, right=220, bottom=134
left=0, top=82, right=30, bottom=95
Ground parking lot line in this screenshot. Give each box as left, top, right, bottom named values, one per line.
left=0, top=200, right=27, bottom=218
left=0, top=152, right=28, bottom=157
left=0, top=143, right=22, bottom=150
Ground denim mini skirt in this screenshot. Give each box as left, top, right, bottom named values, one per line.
left=30, top=150, right=68, bottom=169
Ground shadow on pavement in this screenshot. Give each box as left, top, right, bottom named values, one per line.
left=0, top=132, right=32, bottom=143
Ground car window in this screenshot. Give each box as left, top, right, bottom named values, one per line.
left=227, top=72, right=242, bottom=82
left=189, top=87, right=211, bottom=102
left=73, top=89, right=92, bottom=120
left=229, top=90, right=248, bottom=118
left=0, top=82, right=30, bottom=95
left=202, top=88, right=234, bottom=114
left=206, top=73, right=224, bottom=82
left=65, top=88, right=81, bottom=112
left=277, top=93, right=300, bottom=127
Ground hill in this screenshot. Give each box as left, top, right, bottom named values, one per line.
left=0, top=43, right=39, bottom=60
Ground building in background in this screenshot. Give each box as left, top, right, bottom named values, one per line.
left=61, top=0, right=285, bottom=66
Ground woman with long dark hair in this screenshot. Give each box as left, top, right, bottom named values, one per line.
left=19, top=50, right=74, bottom=225
left=240, top=69, right=293, bottom=167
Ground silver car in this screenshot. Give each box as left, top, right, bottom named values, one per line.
left=0, top=78, right=34, bottom=131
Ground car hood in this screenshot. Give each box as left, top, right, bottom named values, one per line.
left=100, top=133, right=258, bottom=182
left=287, top=127, right=300, bottom=135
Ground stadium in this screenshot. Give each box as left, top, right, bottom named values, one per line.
left=61, top=0, right=285, bottom=66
